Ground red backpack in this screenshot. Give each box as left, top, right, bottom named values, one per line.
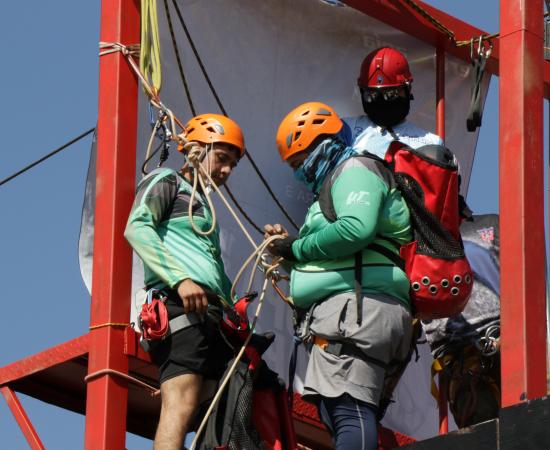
left=319, top=141, right=473, bottom=319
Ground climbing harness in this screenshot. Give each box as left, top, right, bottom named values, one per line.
left=189, top=234, right=287, bottom=450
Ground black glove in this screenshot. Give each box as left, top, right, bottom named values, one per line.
left=272, top=236, right=297, bottom=261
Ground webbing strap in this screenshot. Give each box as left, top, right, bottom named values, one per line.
left=313, top=336, right=388, bottom=370
left=368, top=242, right=405, bottom=271
left=354, top=251, right=363, bottom=326
left=467, top=52, right=487, bottom=132
left=168, top=312, right=203, bottom=334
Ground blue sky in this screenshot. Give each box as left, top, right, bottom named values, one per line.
left=0, top=0, right=526, bottom=448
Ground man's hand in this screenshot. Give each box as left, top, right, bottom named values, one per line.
left=264, top=223, right=289, bottom=257
left=263, top=223, right=289, bottom=240
left=177, top=279, right=209, bottom=315
left=263, top=224, right=297, bottom=261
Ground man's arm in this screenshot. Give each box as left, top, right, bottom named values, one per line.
left=291, top=164, right=388, bottom=262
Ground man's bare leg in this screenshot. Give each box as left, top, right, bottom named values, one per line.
left=154, top=373, right=202, bottom=450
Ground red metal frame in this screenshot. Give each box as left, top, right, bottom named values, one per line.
left=1, top=387, right=45, bottom=450
left=83, top=0, right=140, bottom=448
left=0, top=1, right=548, bottom=448
left=499, top=0, right=547, bottom=407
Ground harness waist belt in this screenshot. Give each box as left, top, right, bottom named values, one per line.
left=169, top=312, right=203, bottom=335
left=313, top=336, right=388, bottom=370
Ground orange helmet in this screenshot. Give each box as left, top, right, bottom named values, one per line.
left=276, top=102, right=343, bottom=161
left=181, top=113, right=245, bottom=157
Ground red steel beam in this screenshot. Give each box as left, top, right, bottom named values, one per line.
left=0, top=334, right=88, bottom=385
left=344, top=0, right=550, bottom=98
left=84, top=0, right=139, bottom=447
left=499, top=0, right=547, bottom=407
left=436, top=46, right=445, bottom=141
left=1, top=386, right=45, bottom=450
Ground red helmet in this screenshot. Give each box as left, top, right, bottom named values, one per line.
left=358, top=47, right=413, bottom=89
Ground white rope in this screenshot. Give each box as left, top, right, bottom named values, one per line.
left=186, top=144, right=218, bottom=236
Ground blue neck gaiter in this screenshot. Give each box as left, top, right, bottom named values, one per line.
left=293, top=138, right=356, bottom=194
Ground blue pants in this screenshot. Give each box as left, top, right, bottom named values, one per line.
left=318, top=394, right=378, bottom=450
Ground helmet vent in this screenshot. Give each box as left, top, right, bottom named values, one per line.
left=200, top=121, right=208, bottom=125
left=301, top=110, right=310, bottom=116
left=316, top=108, right=331, bottom=116
left=294, top=131, right=302, bottom=141
left=187, top=127, right=195, bottom=134
left=286, top=133, right=293, bottom=148
left=312, top=118, right=325, bottom=125
left=298, top=120, right=305, bottom=127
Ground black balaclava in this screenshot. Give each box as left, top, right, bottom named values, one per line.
left=361, top=88, right=411, bottom=128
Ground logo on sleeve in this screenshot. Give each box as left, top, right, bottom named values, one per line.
left=346, top=191, right=370, bottom=206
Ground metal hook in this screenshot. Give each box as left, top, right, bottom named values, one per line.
left=477, top=35, right=483, bottom=57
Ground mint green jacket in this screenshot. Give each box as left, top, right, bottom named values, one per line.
left=289, top=158, right=412, bottom=309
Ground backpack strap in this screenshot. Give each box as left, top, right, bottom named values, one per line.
left=318, top=155, right=404, bottom=326
left=318, top=154, right=395, bottom=222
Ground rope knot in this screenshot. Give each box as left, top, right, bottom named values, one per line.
left=185, top=142, right=204, bottom=165
left=99, top=42, right=140, bottom=57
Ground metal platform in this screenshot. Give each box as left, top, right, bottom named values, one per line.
left=0, top=328, right=416, bottom=449
left=400, top=396, right=550, bottom=450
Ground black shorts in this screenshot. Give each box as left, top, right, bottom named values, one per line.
left=149, top=290, right=234, bottom=384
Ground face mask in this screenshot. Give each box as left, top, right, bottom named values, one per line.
left=293, top=164, right=315, bottom=191
left=362, top=93, right=411, bottom=128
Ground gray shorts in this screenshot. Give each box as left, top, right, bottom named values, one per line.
left=302, top=292, right=413, bottom=407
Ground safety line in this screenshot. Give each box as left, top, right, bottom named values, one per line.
left=163, top=0, right=196, bottom=115
left=401, top=0, right=549, bottom=49
left=84, top=368, right=160, bottom=396
left=169, top=0, right=300, bottom=232
left=0, top=128, right=95, bottom=187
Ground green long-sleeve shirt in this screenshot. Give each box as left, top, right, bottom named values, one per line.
left=289, top=157, right=412, bottom=309
left=124, top=168, right=233, bottom=303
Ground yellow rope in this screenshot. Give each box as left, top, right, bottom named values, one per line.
left=140, top=0, right=162, bottom=95
left=89, top=322, right=130, bottom=331
left=400, top=0, right=455, bottom=42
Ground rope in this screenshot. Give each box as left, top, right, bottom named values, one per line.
left=84, top=368, right=160, bottom=396
left=186, top=143, right=218, bottom=236
left=401, top=1, right=548, bottom=49
left=168, top=0, right=300, bottom=232
left=400, top=0, right=455, bottom=42
left=162, top=0, right=196, bottom=115
left=189, top=236, right=284, bottom=450
left=140, top=0, right=162, bottom=94
left=89, top=322, right=130, bottom=331
left=223, top=185, right=264, bottom=234
left=0, top=128, right=95, bottom=187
